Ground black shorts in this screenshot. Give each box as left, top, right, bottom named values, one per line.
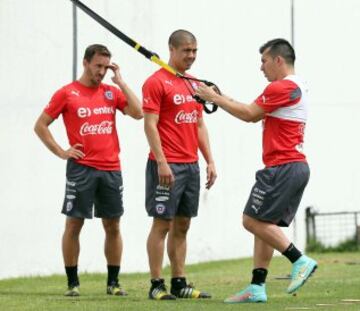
left=243, top=162, right=310, bottom=227
left=62, top=159, right=124, bottom=219
left=145, top=159, right=200, bottom=219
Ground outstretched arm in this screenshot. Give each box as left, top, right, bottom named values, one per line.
left=196, top=84, right=265, bottom=122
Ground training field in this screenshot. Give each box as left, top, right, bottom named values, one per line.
left=0, top=252, right=359, bottom=311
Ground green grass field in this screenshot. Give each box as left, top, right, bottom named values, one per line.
left=0, top=252, right=359, bottom=311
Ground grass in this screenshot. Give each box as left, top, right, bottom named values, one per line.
left=0, top=253, right=360, bottom=311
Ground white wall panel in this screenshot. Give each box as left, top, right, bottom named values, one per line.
left=0, top=0, right=359, bottom=279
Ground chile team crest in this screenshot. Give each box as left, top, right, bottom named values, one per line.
left=104, top=90, right=113, bottom=100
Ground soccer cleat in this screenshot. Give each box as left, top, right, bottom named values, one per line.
left=171, top=282, right=211, bottom=299
left=107, top=282, right=128, bottom=296
left=287, top=255, right=317, bottom=294
left=64, top=285, right=80, bottom=297
left=149, top=279, right=176, bottom=300
left=224, top=284, right=267, bottom=303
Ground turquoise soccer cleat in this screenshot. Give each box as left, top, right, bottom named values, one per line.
left=287, top=255, right=317, bottom=294
left=224, top=284, right=267, bottom=303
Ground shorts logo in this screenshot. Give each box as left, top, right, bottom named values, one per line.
left=155, top=196, right=169, bottom=202
left=251, top=204, right=260, bottom=214
left=155, top=185, right=170, bottom=202
left=104, top=90, right=113, bottom=100
left=252, top=198, right=263, bottom=206
left=66, top=179, right=76, bottom=187
left=66, top=201, right=73, bottom=212
left=155, top=203, right=166, bottom=215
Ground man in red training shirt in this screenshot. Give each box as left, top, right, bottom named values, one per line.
left=142, top=30, right=217, bottom=300
left=196, top=38, right=317, bottom=303
left=34, top=44, right=142, bottom=297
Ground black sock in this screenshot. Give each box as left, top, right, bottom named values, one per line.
left=65, top=266, right=79, bottom=287
left=251, top=268, right=268, bottom=285
left=171, top=277, right=187, bottom=289
left=107, top=265, right=120, bottom=286
left=150, top=278, right=165, bottom=289
left=282, top=243, right=302, bottom=263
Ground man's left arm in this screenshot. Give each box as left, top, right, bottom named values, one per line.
left=198, top=117, right=217, bottom=189
left=109, top=62, right=143, bottom=119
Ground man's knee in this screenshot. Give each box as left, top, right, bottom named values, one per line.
left=102, top=218, right=120, bottom=236
left=64, top=217, right=84, bottom=237
left=173, top=217, right=191, bottom=236
left=151, top=218, right=171, bottom=236
left=243, top=214, right=256, bottom=232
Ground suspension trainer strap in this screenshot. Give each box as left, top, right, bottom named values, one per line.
left=70, top=0, right=218, bottom=113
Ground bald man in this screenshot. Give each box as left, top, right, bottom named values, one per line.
left=142, top=30, right=217, bottom=300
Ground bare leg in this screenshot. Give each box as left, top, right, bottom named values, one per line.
left=243, top=214, right=290, bottom=253
left=62, top=217, right=84, bottom=266
left=102, top=218, right=122, bottom=265
left=254, top=235, right=274, bottom=269
left=167, top=216, right=191, bottom=277
left=147, top=218, right=171, bottom=279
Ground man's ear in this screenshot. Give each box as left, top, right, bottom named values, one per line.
left=276, top=55, right=284, bottom=65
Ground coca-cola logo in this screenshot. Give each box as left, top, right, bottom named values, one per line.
left=174, top=110, right=198, bottom=124
left=80, top=121, right=113, bottom=136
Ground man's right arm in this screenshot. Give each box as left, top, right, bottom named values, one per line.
left=144, top=113, right=174, bottom=187
left=34, top=111, right=84, bottom=160
left=195, top=84, right=265, bottom=122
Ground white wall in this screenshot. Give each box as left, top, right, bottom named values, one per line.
left=0, top=0, right=359, bottom=279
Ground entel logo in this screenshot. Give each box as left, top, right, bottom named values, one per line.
left=173, top=94, right=194, bottom=105
left=77, top=107, right=92, bottom=118
left=77, top=106, right=115, bottom=118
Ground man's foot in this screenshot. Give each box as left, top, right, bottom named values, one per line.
left=287, top=255, right=317, bottom=294
left=107, top=282, right=128, bottom=296
left=64, top=285, right=80, bottom=297
left=149, top=279, right=176, bottom=300
left=224, top=284, right=267, bottom=303
left=171, top=282, right=211, bottom=299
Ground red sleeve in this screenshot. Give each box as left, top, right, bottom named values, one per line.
left=44, top=87, right=67, bottom=119
left=255, top=80, right=302, bottom=113
left=114, top=87, right=128, bottom=113
left=142, top=76, right=163, bottom=114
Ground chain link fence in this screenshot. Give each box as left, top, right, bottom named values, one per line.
left=305, top=206, right=360, bottom=249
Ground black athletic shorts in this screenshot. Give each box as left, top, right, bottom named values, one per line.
left=62, top=159, right=124, bottom=219
left=243, top=162, right=310, bottom=227
left=145, top=159, right=200, bottom=219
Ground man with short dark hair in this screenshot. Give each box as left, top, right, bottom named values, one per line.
left=142, top=30, right=217, bottom=300
left=34, top=44, right=142, bottom=296
left=196, top=38, right=317, bottom=303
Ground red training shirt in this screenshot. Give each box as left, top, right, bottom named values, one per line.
left=255, top=75, right=308, bottom=167
left=44, top=81, right=127, bottom=170
left=142, top=68, right=203, bottom=163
